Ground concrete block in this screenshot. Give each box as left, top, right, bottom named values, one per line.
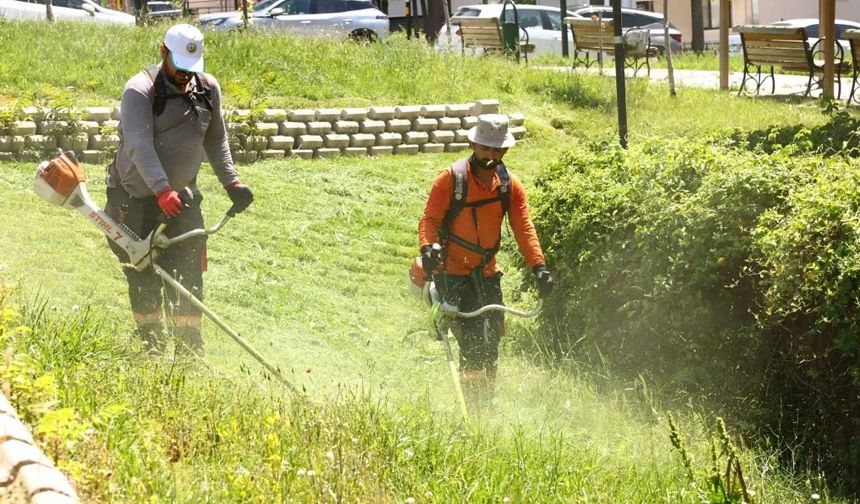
left=228, top=135, right=243, bottom=152
left=0, top=152, right=12, bottom=162
left=395, top=105, right=422, bottom=119
left=262, top=108, right=288, bottom=122
left=369, top=145, right=394, bottom=157
left=342, top=147, right=367, bottom=157
left=10, top=121, right=36, bottom=136
left=85, top=106, right=113, bottom=122
left=341, top=108, right=368, bottom=121
left=288, top=109, right=315, bottom=122
left=445, top=104, right=473, bottom=117
left=18, top=106, right=42, bottom=121
left=324, top=134, right=350, bottom=148
left=375, top=132, right=403, bottom=146
left=0, top=137, right=15, bottom=153
left=471, top=99, right=500, bottom=115
left=260, top=149, right=286, bottom=160
left=385, top=119, right=411, bottom=133
left=227, top=122, right=250, bottom=136
left=333, top=120, right=360, bottom=134
left=7, top=136, right=25, bottom=154
left=403, top=131, right=429, bottom=145
left=510, top=126, right=527, bottom=139
left=226, top=109, right=251, bottom=120
left=394, top=144, right=419, bottom=155
left=80, top=121, right=100, bottom=136
left=88, top=134, right=120, bottom=151
left=349, top=133, right=375, bottom=147
left=279, top=121, right=307, bottom=136
left=17, top=151, right=41, bottom=162
left=508, top=112, right=525, bottom=126
left=420, top=143, right=445, bottom=154
left=111, top=106, right=121, bottom=120
left=461, top=116, right=478, bottom=129
left=368, top=106, right=396, bottom=120
left=37, top=121, right=68, bottom=136
left=243, top=135, right=267, bottom=151
left=235, top=150, right=261, bottom=164
left=316, top=108, right=341, bottom=121
left=268, top=135, right=294, bottom=150
left=297, top=135, right=324, bottom=149
left=45, top=107, right=73, bottom=120
left=58, top=133, right=90, bottom=154
left=0, top=439, right=52, bottom=480
left=437, top=117, right=461, bottom=131
left=290, top=149, right=314, bottom=159
left=412, top=117, right=438, bottom=132
left=454, top=129, right=470, bottom=142
left=420, top=104, right=447, bottom=118
left=253, top=122, right=279, bottom=136
left=18, top=463, right=78, bottom=498
left=79, top=150, right=105, bottom=164
left=359, top=119, right=385, bottom=134
left=430, top=130, right=456, bottom=144
left=315, top=148, right=340, bottom=159
left=100, top=120, right=120, bottom=132
left=307, top=121, right=332, bottom=135
left=445, top=142, right=471, bottom=153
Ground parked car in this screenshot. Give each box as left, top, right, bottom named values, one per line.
left=436, top=4, right=584, bottom=57
left=198, top=0, right=389, bottom=41
left=0, top=0, right=135, bottom=24
left=769, top=18, right=860, bottom=59
left=572, top=5, right=682, bottom=54
left=134, top=0, right=182, bottom=19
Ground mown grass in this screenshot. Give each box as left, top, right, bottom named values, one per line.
left=0, top=19, right=851, bottom=502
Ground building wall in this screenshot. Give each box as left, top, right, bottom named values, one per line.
left=655, top=0, right=860, bottom=48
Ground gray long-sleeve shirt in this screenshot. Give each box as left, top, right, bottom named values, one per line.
left=106, top=65, right=238, bottom=199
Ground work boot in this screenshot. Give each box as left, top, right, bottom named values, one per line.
left=138, top=323, right=166, bottom=356
left=175, top=328, right=204, bottom=357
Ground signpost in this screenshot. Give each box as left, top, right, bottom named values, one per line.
left=612, top=0, right=628, bottom=149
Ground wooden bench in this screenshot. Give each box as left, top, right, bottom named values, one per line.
left=845, top=29, right=860, bottom=105
left=454, top=17, right=534, bottom=64
left=563, top=17, right=659, bottom=77
left=735, top=25, right=850, bottom=97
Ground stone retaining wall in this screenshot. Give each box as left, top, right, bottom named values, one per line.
left=0, top=392, right=80, bottom=503
left=0, top=99, right=526, bottom=163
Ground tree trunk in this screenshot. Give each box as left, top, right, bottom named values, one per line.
left=690, top=0, right=704, bottom=53
left=46, top=0, right=55, bottom=22
left=663, top=0, right=676, bottom=96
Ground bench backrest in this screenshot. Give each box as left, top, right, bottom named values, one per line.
left=564, top=17, right=613, bottom=52
left=455, top=17, right=504, bottom=51
left=734, top=25, right=812, bottom=69
left=844, top=29, right=860, bottom=68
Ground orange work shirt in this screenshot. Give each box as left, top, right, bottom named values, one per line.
left=418, top=159, right=545, bottom=277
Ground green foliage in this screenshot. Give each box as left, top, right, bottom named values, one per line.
left=730, top=107, right=860, bottom=158
left=531, top=137, right=860, bottom=492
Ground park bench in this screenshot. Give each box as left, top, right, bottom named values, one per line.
left=845, top=29, right=860, bottom=105
left=563, top=17, right=658, bottom=77
left=735, top=25, right=850, bottom=97
left=454, top=16, right=535, bottom=64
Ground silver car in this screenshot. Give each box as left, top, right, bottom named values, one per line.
left=573, top=5, right=683, bottom=54
left=198, top=0, right=389, bottom=41
left=0, top=0, right=135, bottom=25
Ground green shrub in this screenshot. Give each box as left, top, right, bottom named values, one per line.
left=530, top=139, right=860, bottom=493
left=730, top=109, right=860, bottom=158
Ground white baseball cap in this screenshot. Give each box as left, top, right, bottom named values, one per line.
left=164, top=24, right=204, bottom=73
left=467, top=114, right=516, bottom=149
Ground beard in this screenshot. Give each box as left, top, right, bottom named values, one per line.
left=475, top=157, right=499, bottom=170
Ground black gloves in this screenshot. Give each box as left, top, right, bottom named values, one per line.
left=225, top=180, right=254, bottom=214
left=421, top=245, right=439, bottom=279
left=533, top=265, right=554, bottom=299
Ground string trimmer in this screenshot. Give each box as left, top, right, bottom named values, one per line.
left=33, top=151, right=299, bottom=396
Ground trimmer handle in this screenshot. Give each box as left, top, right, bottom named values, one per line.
left=157, top=188, right=195, bottom=224
left=226, top=202, right=242, bottom=218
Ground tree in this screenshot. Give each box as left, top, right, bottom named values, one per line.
left=690, top=0, right=704, bottom=53
left=663, top=0, right=676, bottom=96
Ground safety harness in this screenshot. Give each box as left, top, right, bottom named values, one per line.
left=144, top=65, right=213, bottom=118
left=440, top=156, right=511, bottom=273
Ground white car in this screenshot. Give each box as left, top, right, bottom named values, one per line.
left=198, top=0, right=389, bottom=41
left=769, top=18, right=860, bottom=60
left=437, top=4, right=583, bottom=57
left=0, top=0, right=134, bottom=24
left=572, top=5, right=682, bottom=54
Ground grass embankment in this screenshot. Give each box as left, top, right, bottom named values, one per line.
left=0, top=19, right=847, bottom=502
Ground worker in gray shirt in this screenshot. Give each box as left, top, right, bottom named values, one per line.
left=105, top=23, right=254, bottom=355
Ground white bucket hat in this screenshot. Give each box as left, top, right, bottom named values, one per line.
left=467, top=114, right=516, bottom=149
left=164, top=24, right=204, bottom=73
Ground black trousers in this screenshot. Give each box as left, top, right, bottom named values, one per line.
left=437, top=272, right=505, bottom=377
left=104, top=186, right=207, bottom=323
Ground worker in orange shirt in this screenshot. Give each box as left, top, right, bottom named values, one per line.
left=418, top=114, right=553, bottom=407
